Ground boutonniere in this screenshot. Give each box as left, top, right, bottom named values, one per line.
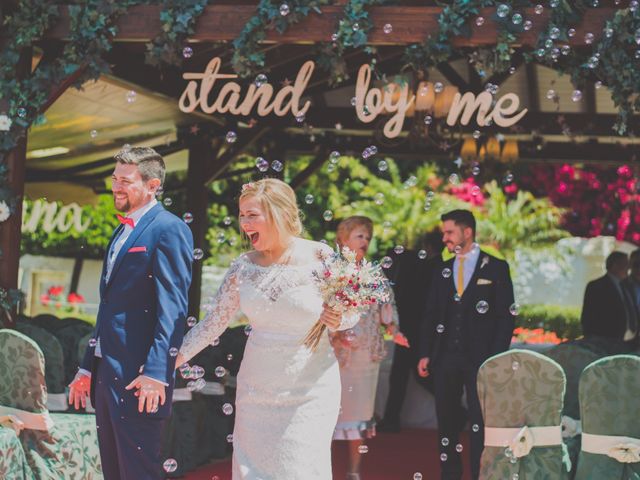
left=480, top=256, right=489, bottom=269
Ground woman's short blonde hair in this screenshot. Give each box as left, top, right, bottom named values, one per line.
left=239, top=179, right=303, bottom=243
left=336, top=216, right=373, bottom=246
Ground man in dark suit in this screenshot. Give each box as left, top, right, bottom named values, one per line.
left=69, top=147, right=193, bottom=479
left=378, top=230, right=443, bottom=432
left=417, top=209, right=515, bottom=480
left=582, top=251, right=638, bottom=345
left=625, top=249, right=640, bottom=315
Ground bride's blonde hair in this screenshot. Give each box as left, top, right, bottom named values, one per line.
left=239, top=179, right=303, bottom=244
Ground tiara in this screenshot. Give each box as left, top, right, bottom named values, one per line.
left=241, top=182, right=255, bottom=192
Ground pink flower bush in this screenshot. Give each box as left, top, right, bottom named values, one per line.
left=448, top=177, right=485, bottom=206
left=521, top=164, right=640, bottom=245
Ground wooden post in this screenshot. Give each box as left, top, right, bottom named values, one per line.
left=185, top=133, right=212, bottom=319
left=0, top=48, right=30, bottom=326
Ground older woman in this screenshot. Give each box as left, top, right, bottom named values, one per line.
left=330, top=216, right=407, bottom=480
left=177, top=179, right=359, bottom=479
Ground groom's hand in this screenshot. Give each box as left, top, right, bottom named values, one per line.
left=68, top=372, right=91, bottom=410
left=125, top=375, right=166, bottom=413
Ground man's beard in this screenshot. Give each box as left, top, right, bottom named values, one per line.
left=114, top=197, right=130, bottom=212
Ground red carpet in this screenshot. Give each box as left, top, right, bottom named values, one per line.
left=183, top=429, right=471, bottom=480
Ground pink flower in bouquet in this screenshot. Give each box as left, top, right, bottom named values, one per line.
left=40, top=294, right=51, bottom=306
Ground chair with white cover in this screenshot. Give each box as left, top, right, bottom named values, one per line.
left=14, top=321, right=68, bottom=412
left=575, top=355, right=640, bottom=480
left=0, top=329, right=102, bottom=479
left=477, top=349, right=571, bottom=480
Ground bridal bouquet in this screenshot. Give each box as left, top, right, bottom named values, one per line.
left=302, top=245, right=391, bottom=350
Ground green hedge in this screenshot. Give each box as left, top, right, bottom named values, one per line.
left=516, top=304, right=582, bottom=341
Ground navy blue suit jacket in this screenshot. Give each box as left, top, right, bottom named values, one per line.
left=81, top=203, right=193, bottom=417
left=418, top=251, right=515, bottom=370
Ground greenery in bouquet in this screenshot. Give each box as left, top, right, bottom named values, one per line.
left=302, top=244, right=390, bottom=350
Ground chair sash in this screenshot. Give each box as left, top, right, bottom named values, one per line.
left=46, top=393, right=69, bottom=412
left=485, top=425, right=563, bottom=458
left=0, top=405, right=54, bottom=431
left=199, top=381, right=225, bottom=396
left=582, top=433, right=640, bottom=464
left=172, top=388, right=193, bottom=402
left=561, top=415, right=582, bottom=438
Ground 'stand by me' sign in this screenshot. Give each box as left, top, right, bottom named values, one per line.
left=178, top=58, right=527, bottom=139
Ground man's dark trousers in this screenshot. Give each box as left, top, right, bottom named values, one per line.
left=94, top=360, right=167, bottom=479
left=433, top=353, right=483, bottom=480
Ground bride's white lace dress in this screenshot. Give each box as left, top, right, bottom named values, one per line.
left=180, top=248, right=358, bottom=479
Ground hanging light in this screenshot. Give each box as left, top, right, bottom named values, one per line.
left=460, top=138, right=477, bottom=161
left=478, top=144, right=488, bottom=162
left=501, top=140, right=519, bottom=162
left=485, top=137, right=501, bottom=159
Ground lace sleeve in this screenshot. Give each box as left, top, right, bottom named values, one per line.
left=179, top=259, right=242, bottom=363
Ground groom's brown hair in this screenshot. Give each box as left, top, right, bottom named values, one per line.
left=114, top=147, right=166, bottom=185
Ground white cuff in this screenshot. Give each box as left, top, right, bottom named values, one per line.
left=142, top=375, right=169, bottom=387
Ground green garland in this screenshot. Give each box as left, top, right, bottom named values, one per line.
left=404, top=0, right=495, bottom=72
left=232, top=0, right=331, bottom=78
left=145, top=0, right=210, bottom=67
left=593, top=8, right=640, bottom=134
left=315, top=0, right=387, bottom=85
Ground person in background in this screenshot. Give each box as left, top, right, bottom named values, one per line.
left=417, top=209, right=515, bottom=480
left=581, top=251, right=637, bottom=346
left=378, top=229, right=444, bottom=433
left=625, top=248, right=640, bottom=316
left=580, top=251, right=638, bottom=342
left=330, top=215, right=408, bottom=480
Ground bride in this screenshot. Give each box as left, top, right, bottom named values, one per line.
left=177, top=178, right=359, bottom=479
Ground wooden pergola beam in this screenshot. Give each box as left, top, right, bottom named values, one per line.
left=44, top=5, right=614, bottom=46
left=290, top=144, right=330, bottom=190
left=0, top=47, right=30, bottom=325
left=204, top=127, right=271, bottom=184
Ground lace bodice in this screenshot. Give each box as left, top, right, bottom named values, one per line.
left=180, top=252, right=359, bottom=363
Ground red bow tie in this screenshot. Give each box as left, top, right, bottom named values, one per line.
left=116, top=214, right=135, bottom=228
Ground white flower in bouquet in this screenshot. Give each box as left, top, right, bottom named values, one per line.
left=0, top=201, right=10, bottom=223
left=0, top=114, right=12, bottom=131
left=302, top=245, right=391, bottom=350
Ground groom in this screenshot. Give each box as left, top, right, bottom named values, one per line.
left=68, top=147, right=193, bottom=479
left=418, top=209, right=514, bottom=480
